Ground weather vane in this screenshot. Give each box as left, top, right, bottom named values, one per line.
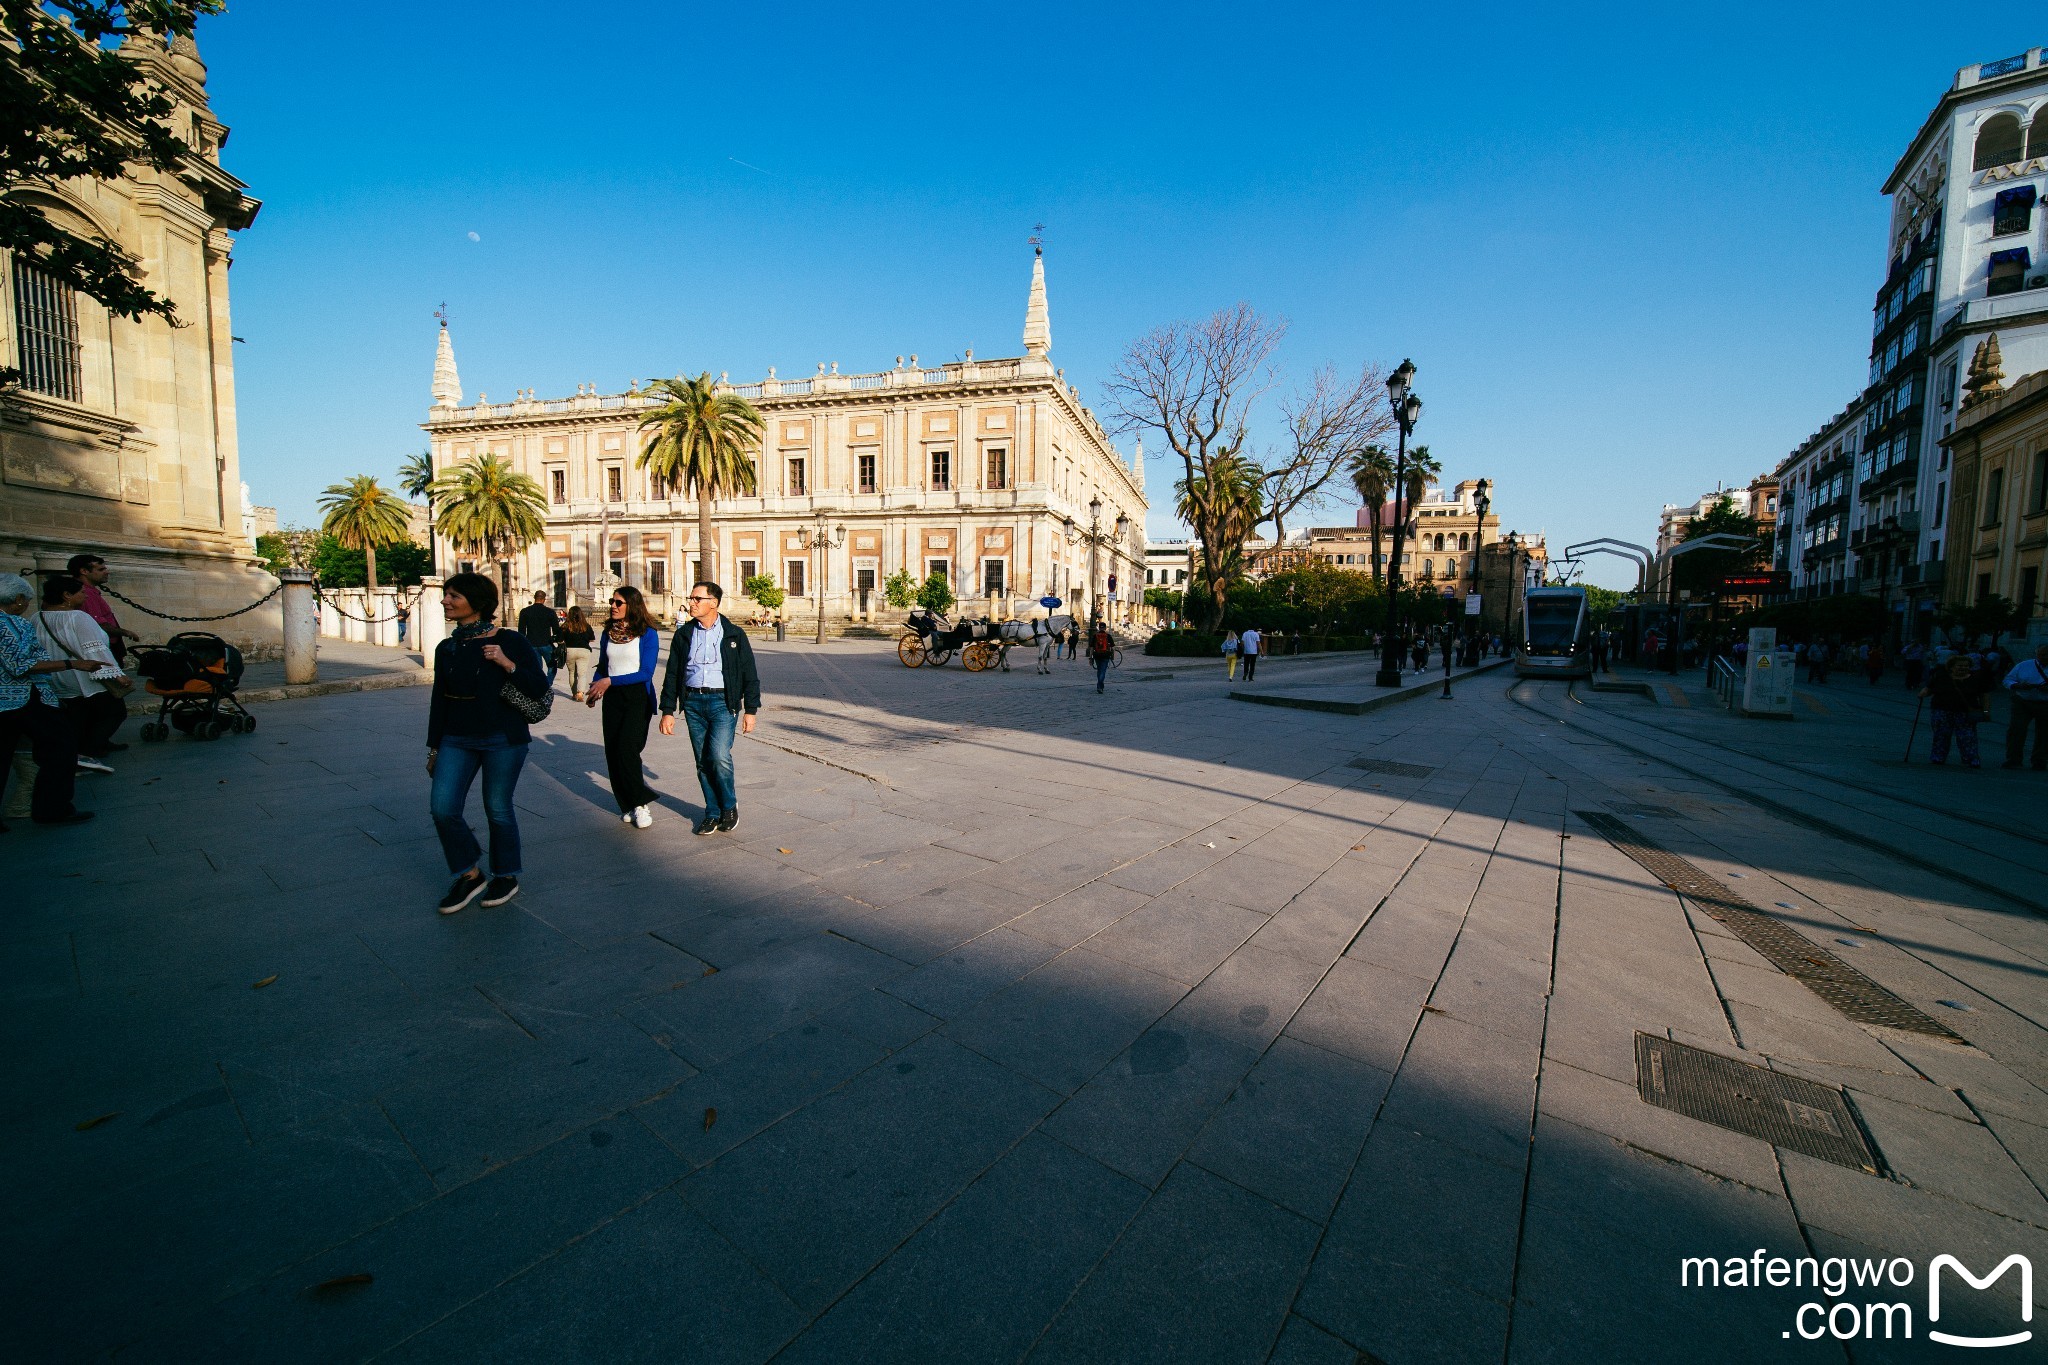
left=1029, top=223, right=1045, bottom=254
left=434, top=302, right=448, bottom=326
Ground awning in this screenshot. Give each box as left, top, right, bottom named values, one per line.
left=1994, top=185, right=2038, bottom=212
left=1990, top=247, right=2032, bottom=268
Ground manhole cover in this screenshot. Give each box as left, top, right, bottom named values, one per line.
left=1349, top=757, right=1436, bottom=778
left=1636, top=1034, right=1881, bottom=1174
left=1576, top=812, right=1963, bottom=1042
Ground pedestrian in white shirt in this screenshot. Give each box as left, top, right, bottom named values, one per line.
left=1239, top=626, right=1262, bottom=681
left=2001, top=643, right=2048, bottom=771
left=34, top=575, right=131, bottom=770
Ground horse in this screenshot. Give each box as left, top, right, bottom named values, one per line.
left=996, top=613, right=1073, bottom=672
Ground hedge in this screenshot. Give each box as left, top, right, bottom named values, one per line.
left=1143, top=630, right=1226, bottom=657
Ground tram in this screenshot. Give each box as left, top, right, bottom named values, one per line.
left=1516, top=586, right=1594, bottom=679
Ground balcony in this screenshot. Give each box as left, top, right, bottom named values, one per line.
left=1858, top=455, right=1920, bottom=498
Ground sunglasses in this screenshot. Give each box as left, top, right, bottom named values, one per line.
left=686, top=595, right=713, bottom=602
left=609, top=598, right=626, bottom=606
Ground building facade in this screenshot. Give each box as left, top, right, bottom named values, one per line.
left=1309, top=479, right=1502, bottom=595
left=1774, top=397, right=1870, bottom=599
left=1941, top=362, right=2048, bottom=644
left=0, top=33, right=270, bottom=649
left=422, top=255, right=1147, bottom=626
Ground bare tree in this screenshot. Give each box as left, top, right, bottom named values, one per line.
left=1102, top=304, right=1286, bottom=628
left=1261, top=363, right=1393, bottom=546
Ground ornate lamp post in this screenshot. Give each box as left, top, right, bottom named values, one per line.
left=1503, top=531, right=1525, bottom=656
left=1470, top=478, right=1492, bottom=660
left=1375, top=359, right=1424, bottom=688
left=799, top=508, right=847, bottom=644
left=1066, top=494, right=1128, bottom=626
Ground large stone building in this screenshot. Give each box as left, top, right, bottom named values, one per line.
left=422, top=254, right=1147, bottom=626
left=1, top=32, right=270, bottom=649
left=1302, top=479, right=1502, bottom=596
left=1940, top=358, right=2048, bottom=644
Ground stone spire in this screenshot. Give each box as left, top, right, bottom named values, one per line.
left=1022, top=248, right=1051, bottom=358
left=1132, top=434, right=1145, bottom=490
left=432, top=319, right=462, bottom=409
left=1963, top=332, right=2006, bottom=409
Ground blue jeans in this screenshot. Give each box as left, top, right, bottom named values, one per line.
left=431, top=733, right=527, bottom=877
left=1095, top=656, right=1110, bottom=691
left=682, top=692, right=738, bottom=816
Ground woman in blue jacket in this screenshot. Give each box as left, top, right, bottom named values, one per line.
left=587, top=584, right=662, bottom=828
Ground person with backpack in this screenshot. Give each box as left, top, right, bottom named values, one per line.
left=1088, top=618, right=1116, bottom=693
left=426, top=571, right=548, bottom=913
left=1222, top=628, right=1240, bottom=679
left=587, top=584, right=663, bottom=829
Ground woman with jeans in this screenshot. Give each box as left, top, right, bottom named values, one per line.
left=426, top=571, right=546, bottom=913
left=588, top=585, right=662, bottom=828
left=560, top=606, right=597, bottom=700
left=0, top=572, right=100, bottom=828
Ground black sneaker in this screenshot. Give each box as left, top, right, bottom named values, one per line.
left=438, top=870, right=487, bottom=915
left=715, top=808, right=739, bottom=833
left=480, top=876, right=520, bottom=908
left=693, top=814, right=720, bottom=836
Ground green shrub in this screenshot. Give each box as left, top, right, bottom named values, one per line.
left=742, top=573, right=785, bottom=613
left=1144, top=629, right=1225, bottom=657
left=916, top=572, right=955, bottom=617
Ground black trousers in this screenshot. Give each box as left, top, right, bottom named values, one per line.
left=1242, top=652, right=1257, bottom=681
left=2007, top=697, right=2048, bottom=769
left=64, top=691, right=127, bottom=756
left=0, top=694, right=79, bottom=821
left=600, top=685, right=658, bottom=812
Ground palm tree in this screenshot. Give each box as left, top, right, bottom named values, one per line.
left=317, top=475, right=414, bottom=592
left=636, top=373, right=764, bottom=585
left=1404, top=443, right=1442, bottom=509
left=1348, top=444, right=1394, bottom=584
left=1174, top=452, right=1265, bottom=627
left=430, top=453, right=549, bottom=583
left=399, top=451, right=435, bottom=504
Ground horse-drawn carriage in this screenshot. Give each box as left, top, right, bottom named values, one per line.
left=898, top=607, right=1072, bottom=672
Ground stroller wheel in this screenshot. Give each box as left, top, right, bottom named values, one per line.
left=237, top=715, right=256, bottom=734
left=197, top=720, right=223, bottom=740
left=140, top=722, right=167, bottom=742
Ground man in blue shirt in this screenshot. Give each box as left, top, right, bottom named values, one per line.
left=658, top=581, right=762, bottom=834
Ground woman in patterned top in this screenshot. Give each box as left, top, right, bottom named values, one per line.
left=0, top=572, right=104, bottom=828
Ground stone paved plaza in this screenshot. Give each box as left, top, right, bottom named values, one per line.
left=9, top=642, right=2048, bottom=1362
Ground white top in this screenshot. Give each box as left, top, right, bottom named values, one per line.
left=1239, top=628, right=1262, bottom=655
left=33, top=609, right=124, bottom=699
left=2005, top=658, right=2048, bottom=692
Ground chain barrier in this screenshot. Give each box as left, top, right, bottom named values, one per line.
left=312, top=581, right=428, bottom=625
left=104, top=583, right=283, bottom=623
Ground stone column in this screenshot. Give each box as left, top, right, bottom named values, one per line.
left=416, top=576, right=447, bottom=674
left=280, top=569, right=317, bottom=684
left=372, top=587, right=397, bottom=647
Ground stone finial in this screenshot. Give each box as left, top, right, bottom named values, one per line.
left=767, top=367, right=777, bottom=379
left=830, top=361, right=839, bottom=374
left=1963, top=333, right=2007, bottom=408
left=910, top=354, right=919, bottom=367
left=431, top=320, right=462, bottom=408
left=965, top=348, right=974, bottom=361
left=1023, top=249, right=1051, bottom=357
left=895, top=355, right=904, bottom=369
left=817, top=362, right=827, bottom=374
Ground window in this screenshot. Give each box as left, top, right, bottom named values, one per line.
left=930, top=449, right=951, bottom=491
left=787, top=456, right=807, bottom=496
left=986, top=446, right=1007, bottom=489
left=1974, top=113, right=2024, bottom=171
left=550, top=469, right=566, bottom=504
left=983, top=559, right=1005, bottom=596
left=1939, top=359, right=1959, bottom=411
left=1993, top=186, right=2037, bottom=237
left=1984, top=468, right=2005, bottom=526
left=858, top=452, right=876, bottom=494
left=648, top=560, right=667, bottom=595
left=1458, top=533, right=1470, bottom=551
left=927, top=558, right=949, bottom=583
left=609, top=558, right=625, bottom=583
left=2034, top=455, right=2048, bottom=514
left=856, top=566, right=876, bottom=602
left=11, top=257, right=81, bottom=401
left=2035, top=117, right=2048, bottom=160
left=458, top=560, right=476, bottom=577
left=606, top=466, right=623, bottom=502
left=786, top=559, right=807, bottom=596
left=1978, top=573, right=1993, bottom=603
left=1990, top=248, right=2031, bottom=297
left=738, top=558, right=757, bottom=584
left=551, top=569, right=567, bottom=608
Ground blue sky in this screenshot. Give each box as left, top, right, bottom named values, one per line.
left=201, top=4, right=2044, bottom=588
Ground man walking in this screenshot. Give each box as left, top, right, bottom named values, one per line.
left=1087, top=617, right=1115, bottom=693
left=2001, top=643, right=2048, bottom=770
left=517, top=590, right=559, bottom=682
left=658, top=582, right=761, bottom=834
left=1239, top=624, right=1262, bottom=682
left=68, top=554, right=140, bottom=664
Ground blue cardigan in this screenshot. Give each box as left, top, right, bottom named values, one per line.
left=595, top=628, right=660, bottom=706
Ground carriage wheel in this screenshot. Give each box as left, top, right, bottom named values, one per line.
left=963, top=641, right=994, bottom=672
left=927, top=647, right=954, bottom=667
left=898, top=634, right=928, bottom=668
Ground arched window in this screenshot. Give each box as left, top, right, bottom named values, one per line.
left=1433, top=533, right=1445, bottom=551
left=1458, top=532, right=1470, bottom=551
left=1975, top=113, right=2024, bottom=170
left=2032, top=116, right=2048, bottom=160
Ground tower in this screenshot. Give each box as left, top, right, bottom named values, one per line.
left=1022, top=248, right=1051, bottom=359
left=432, top=314, right=462, bottom=409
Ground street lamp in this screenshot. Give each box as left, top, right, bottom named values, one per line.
left=1861, top=514, right=1906, bottom=651
left=1503, top=531, right=1525, bottom=657
left=1066, top=494, right=1128, bottom=627
left=1470, top=478, right=1492, bottom=662
left=798, top=508, right=847, bottom=644
left=1375, top=359, right=1423, bottom=687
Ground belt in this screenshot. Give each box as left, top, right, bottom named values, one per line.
left=687, top=686, right=722, bottom=694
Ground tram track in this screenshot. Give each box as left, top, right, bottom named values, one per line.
left=1503, top=678, right=2046, bottom=916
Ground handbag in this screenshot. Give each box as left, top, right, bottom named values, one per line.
left=551, top=645, right=567, bottom=669
left=486, top=631, right=553, bottom=723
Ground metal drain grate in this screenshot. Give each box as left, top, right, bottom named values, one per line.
left=1350, top=757, right=1436, bottom=778
left=1636, top=1034, right=1881, bottom=1173
left=1577, top=812, right=1963, bottom=1041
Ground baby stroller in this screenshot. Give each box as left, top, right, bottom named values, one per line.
left=135, top=632, right=255, bottom=741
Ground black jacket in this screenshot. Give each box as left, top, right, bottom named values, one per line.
left=659, top=615, right=761, bottom=717
left=517, top=603, right=559, bottom=648
left=428, top=628, right=546, bottom=748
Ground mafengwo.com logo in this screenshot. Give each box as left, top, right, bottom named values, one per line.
left=1680, top=1250, right=2032, bottom=1346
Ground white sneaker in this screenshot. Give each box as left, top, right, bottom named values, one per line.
left=621, top=810, right=634, bottom=824
left=632, top=804, right=653, bottom=829
left=76, top=756, right=114, bottom=775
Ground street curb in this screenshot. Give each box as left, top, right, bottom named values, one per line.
left=1228, top=658, right=1513, bottom=715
